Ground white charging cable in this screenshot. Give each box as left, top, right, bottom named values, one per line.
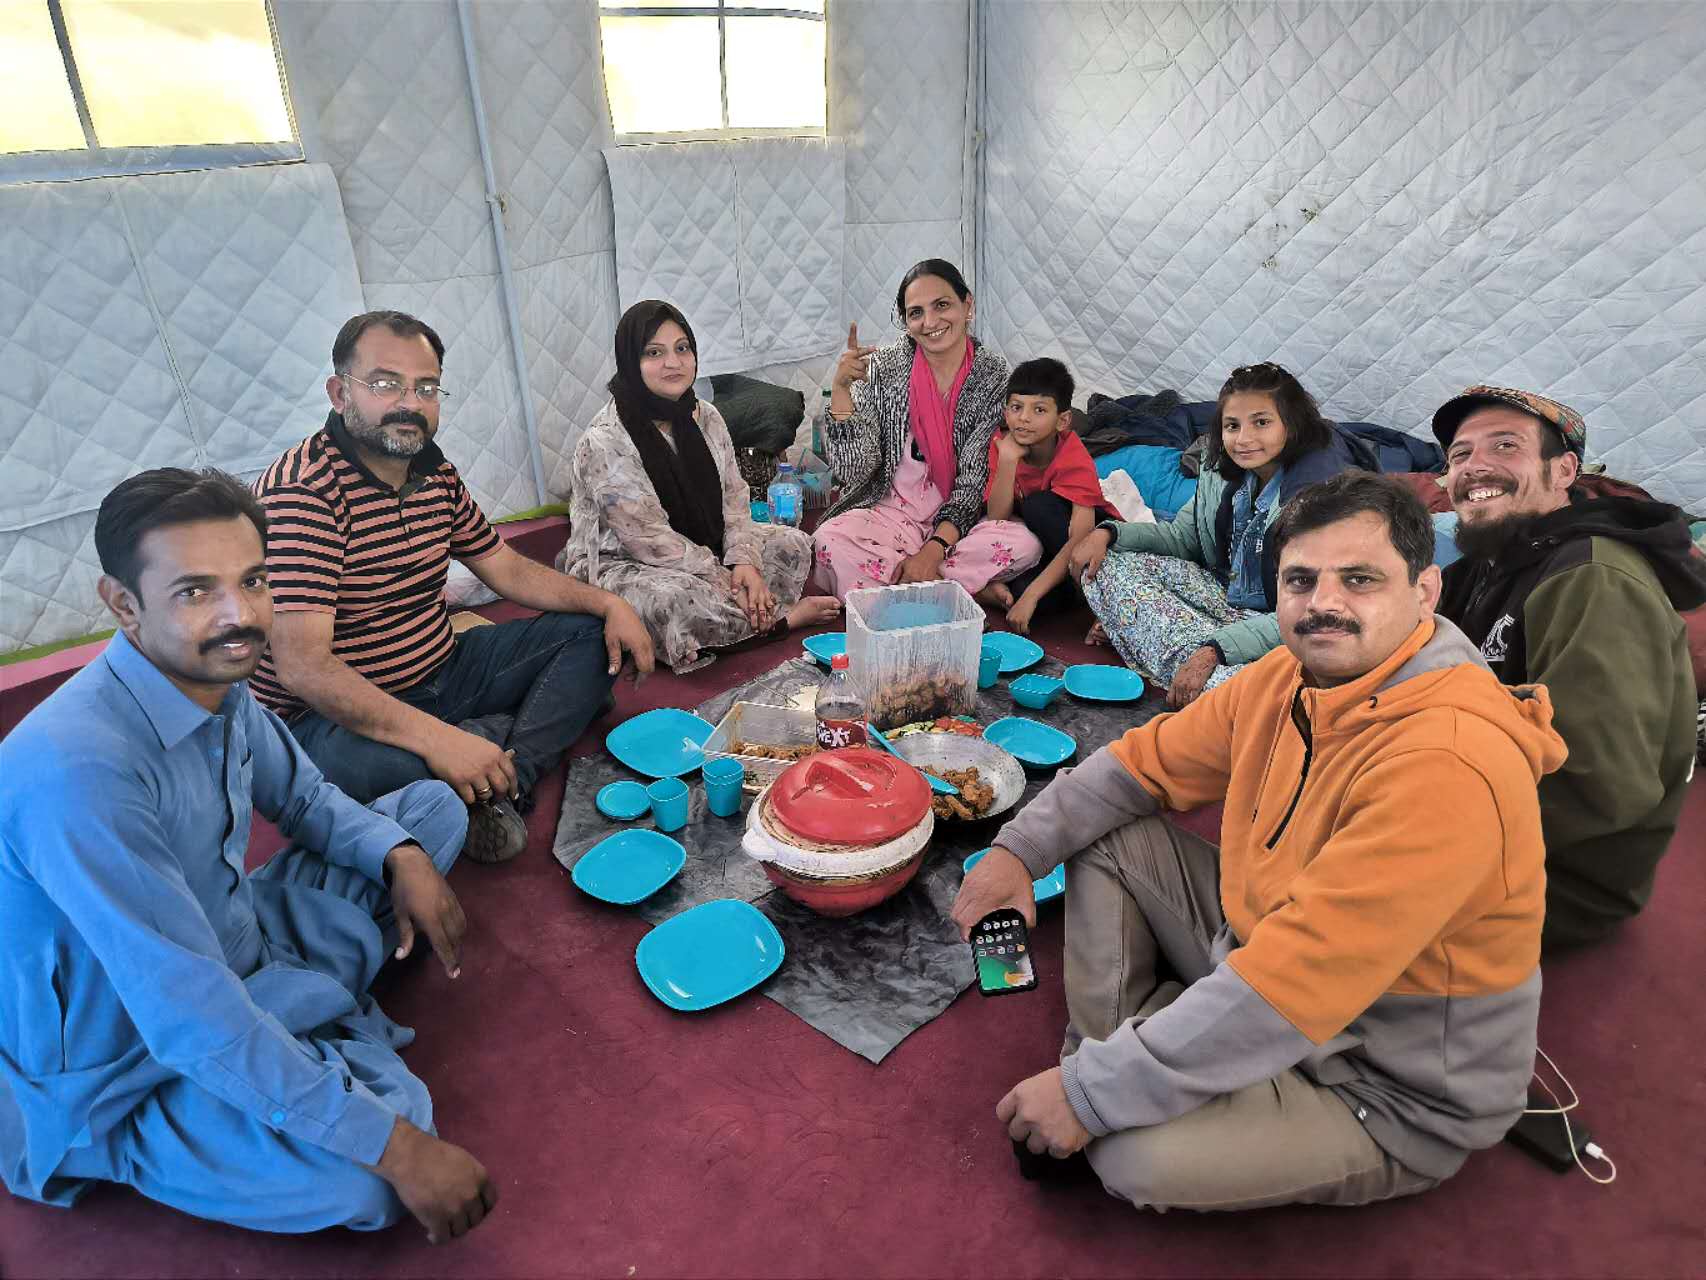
left=1522, top=1046, right=1617, bottom=1185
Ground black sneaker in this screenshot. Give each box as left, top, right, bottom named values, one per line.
left=463, top=797, right=528, bottom=865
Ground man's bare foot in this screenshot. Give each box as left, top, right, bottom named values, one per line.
left=786, top=596, right=843, bottom=630
left=1085, top=621, right=1107, bottom=646
left=974, top=582, right=1014, bottom=610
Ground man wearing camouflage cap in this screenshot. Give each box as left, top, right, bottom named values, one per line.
left=1433, top=385, right=1705, bottom=950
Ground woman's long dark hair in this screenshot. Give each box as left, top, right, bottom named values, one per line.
left=607, top=300, right=725, bottom=558
left=1210, top=362, right=1333, bottom=480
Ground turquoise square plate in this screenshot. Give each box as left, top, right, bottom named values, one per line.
left=963, top=847, right=1066, bottom=905
left=981, top=631, right=1044, bottom=674
left=572, top=829, right=686, bottom=905
left=605, top=707, right=715, bottom=778
left=1063, top=663, right=1146, bottom=702
left=635, top=899, right=785, bottom=1012
left=802, top=631, right=847, bottom=666
left=984, top=716, right=1076, bottom=767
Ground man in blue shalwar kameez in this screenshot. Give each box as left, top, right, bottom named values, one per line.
left=0, top=468, right=497, bottom=1242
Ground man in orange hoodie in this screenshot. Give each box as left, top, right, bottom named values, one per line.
left=954, top=473, right=1566, bottom=1212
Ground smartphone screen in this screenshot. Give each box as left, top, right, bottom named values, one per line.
left=973, top=909, right=1037, bottom=996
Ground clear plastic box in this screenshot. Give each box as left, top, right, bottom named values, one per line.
left=845, top=581, right=982, bottom=730
left=703, top=701, right=819, bottom=790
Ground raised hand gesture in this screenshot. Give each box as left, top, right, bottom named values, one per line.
left=832, top=323, right=878, bottom=392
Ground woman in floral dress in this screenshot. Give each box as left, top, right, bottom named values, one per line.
left=554, top=300, right=840, bottom=673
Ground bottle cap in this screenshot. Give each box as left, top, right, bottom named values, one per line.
left=830, top=653, right=850, bottom=671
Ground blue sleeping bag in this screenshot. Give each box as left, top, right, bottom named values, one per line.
left=1092, top=444, right=1197, bottom=522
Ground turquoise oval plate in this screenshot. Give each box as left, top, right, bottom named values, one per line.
left=635, top=899, right=785, bottom=1012
left=572, top=829, right=686, bottom=905
left=605, top=707, right=715, bottom=778
left=595, top=780, right=651, bottom=821
left=802, top=631, right=847, bottom=666
left=964, top=847, right=1066, bottom=905
left=984, top=716, right=1076, bottom=768
left=981, top=631, right=1044, bottom=674
left=1063, top=664, right=1146, bottom=703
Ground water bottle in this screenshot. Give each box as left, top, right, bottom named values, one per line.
left=767, top=462, right=803, bottom=528
left=814, top=653, right=868, bottom=750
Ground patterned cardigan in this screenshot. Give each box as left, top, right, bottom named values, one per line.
left=820, top=337, right=1009, bottom=536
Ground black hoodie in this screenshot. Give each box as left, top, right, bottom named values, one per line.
left=1439, top=494, right=1706, bottom=950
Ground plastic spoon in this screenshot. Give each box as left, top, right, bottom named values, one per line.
left=866, top=723, right=958, bottom=795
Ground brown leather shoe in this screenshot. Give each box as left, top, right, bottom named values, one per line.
left=462, top=797, right=528, bottom=864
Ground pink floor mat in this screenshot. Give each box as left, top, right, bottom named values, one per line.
left=4, top=609, right=1702, bottom=1278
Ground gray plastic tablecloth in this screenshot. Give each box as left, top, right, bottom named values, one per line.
left=552, top=654, right=1163, bottom=1062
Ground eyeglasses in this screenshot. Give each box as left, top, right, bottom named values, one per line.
left=341, top=373, right=452, bottom=404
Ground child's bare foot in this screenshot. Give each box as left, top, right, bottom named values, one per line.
left=1085, top=621, right=1108, bottom=646
left=786, top=596, right=842, bottom=630
left=974, top=582, right=1014, bottom=610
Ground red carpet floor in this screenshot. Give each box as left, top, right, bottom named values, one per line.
left=3, top=608, right=1702, bottom=1278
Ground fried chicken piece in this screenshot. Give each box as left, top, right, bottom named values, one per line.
left=730, top=740, right=817, bottom=762
left=921, top=764, right=995, bottom=819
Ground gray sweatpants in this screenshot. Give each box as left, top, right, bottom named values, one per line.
left=1061, top=815, right=1439, bottom=1212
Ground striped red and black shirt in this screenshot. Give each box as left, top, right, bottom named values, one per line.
left=250, top=412, right=502, bottom=717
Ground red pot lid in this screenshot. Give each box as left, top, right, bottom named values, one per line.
left=768, top=747, right=930, bottom=846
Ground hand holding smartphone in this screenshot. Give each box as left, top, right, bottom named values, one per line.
left=972, top=908, right=1037, bottom=997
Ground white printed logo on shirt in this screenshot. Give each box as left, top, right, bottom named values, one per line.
left=1481, top=613, right=1516, bottom=665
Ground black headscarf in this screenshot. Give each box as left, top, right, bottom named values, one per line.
left=608, top=300, right=725, bottom=560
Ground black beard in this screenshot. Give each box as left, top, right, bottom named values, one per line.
left=1453, top=509, right=1550, bottom=562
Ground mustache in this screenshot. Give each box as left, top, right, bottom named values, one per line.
left=1452, top=474, right=1514, bottom=501
left=1294, top=613, right=1361, bottom=636
left=381, top=409, right=430, bottom=431
left=201, top=627, right=266, bottom=654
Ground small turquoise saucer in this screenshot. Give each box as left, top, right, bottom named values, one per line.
left=595, top=780, right=651, bottom=821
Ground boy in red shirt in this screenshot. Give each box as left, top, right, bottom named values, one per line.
left=960, top=358, right=1116, bottom=632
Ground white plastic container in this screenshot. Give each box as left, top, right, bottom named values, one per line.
left=844, top=580, right=982, bottom=730
left=701, top=700, right=819, bottom=790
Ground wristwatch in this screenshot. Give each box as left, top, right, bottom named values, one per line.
left=926, top=534, right=953, bottom=554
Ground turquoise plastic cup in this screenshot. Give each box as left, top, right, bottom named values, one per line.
left=646, top=777, right=690, bottom=832
left=978, top=649, right=1001, bottom=689
left=702, top=758, right=745, bottom=817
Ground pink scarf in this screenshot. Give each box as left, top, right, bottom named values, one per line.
left=907, top=338, right=973, bottom=504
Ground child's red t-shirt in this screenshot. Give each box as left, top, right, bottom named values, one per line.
left=983, top=429, right=1118, bottom=519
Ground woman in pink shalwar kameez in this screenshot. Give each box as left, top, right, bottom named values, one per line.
left=813, top=259, right=1039, bottom=600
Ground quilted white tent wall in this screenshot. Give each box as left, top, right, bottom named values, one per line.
left=979, top=0, right=1706, bottom=510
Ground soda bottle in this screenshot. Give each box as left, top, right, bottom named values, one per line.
left=814, top=653, right=868, bottom=750
left=767, top=462, right=803, bottom=528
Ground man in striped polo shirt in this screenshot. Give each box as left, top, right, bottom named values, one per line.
left=253, top=311, right=654, bottom=864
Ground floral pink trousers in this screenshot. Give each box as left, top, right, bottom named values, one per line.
left=813, top=504, right=1042, bottom=599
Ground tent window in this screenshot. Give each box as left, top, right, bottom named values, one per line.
left=598, top=2, right=827, bottom=139
left=0, top=0, right=300, bottom=184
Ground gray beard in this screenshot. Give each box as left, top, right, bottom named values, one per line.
left=345, top=409, right=426, bottom=458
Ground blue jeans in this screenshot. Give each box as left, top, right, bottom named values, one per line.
left=289, top=611, right=614, bottom=804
